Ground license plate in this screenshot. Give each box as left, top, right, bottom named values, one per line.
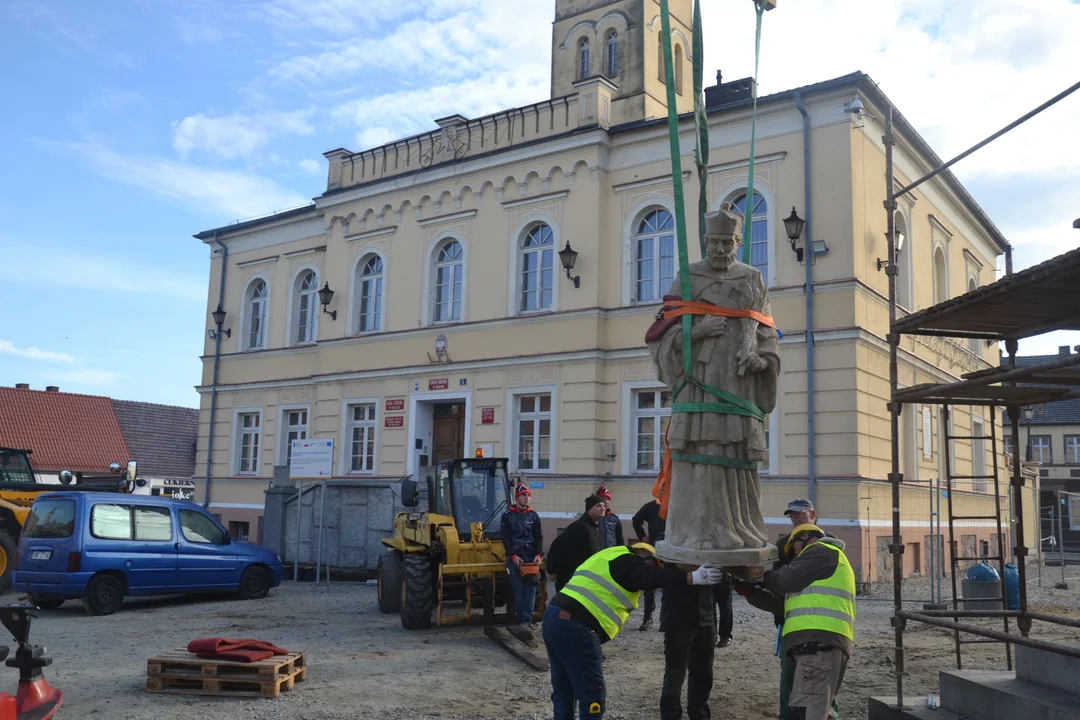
left=30, top=550, right=52, bottom=562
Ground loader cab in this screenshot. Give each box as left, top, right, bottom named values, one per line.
left=405, top=458, right=512, bottom=539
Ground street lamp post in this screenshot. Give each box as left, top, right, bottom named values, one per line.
left=1023, top=406, right=1034, bottom=461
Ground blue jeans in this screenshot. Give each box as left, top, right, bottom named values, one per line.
left=542, top=604, right=606, bottom=719
left=507, top=560, right=537, bottom=625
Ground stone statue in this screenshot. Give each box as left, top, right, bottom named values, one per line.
left=645, top=202, right=780, bottom=567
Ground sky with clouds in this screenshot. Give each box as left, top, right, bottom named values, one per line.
left=1, top=0, right=1077, bottom=408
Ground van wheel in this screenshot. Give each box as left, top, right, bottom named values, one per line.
left=237, top=567, right=271, bottom=600
left=82, top=575, right=124, bottom=616
left=29, top=595, right=65, bottom=610
left=0, top=532, right=16, bottom=593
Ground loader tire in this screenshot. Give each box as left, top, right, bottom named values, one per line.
left=377, top=550, right=403, bottom=614
left=400, top=553, right=434, bottom=629
left=0, top=531, right=15, bottom=593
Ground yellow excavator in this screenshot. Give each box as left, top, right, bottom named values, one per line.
left=377, top=455, right=548, bottom=667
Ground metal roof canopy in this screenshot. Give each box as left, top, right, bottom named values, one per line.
left=892, top=245, right=1080, bottom=341
left=893, top=349, right=1080, bottom=406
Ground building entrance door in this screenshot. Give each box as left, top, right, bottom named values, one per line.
left=433, top=402, right=465, bottom=464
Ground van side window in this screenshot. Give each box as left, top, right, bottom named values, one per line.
left=92, top=504, right=132, bottom=540
left=179, top=509, right=225, bottom=545
left=134, top=507, right=172, bottom=541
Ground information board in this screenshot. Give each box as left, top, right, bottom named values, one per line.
left=290, top=439, right=334, bottom=478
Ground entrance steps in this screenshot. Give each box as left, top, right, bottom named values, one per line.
left=868, top=643, right=1080, bottom=720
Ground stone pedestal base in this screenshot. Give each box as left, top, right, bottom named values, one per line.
left=655, top=540, right=778, bottom=568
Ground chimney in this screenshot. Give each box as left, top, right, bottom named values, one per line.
left=15, top=383, right=29, bottom=390
left=45, top=386, right=60, bottom=393
left=1059, top=346, right=1071, bottom=356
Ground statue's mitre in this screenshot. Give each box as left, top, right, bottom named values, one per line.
left=704, top=201, right=743, bottom=238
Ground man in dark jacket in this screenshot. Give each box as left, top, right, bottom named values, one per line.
left=546, top=496, right=605, bottom=592
left=660, top=577, right=717, bottom=719
left=500, top=484, right=543, bottom=643
left=632, top=498, right=666, bottom=630
left=544, top=543, right=724, bottom=720
left=595, top=484, right=624, bottom=548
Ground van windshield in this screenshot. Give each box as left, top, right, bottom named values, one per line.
left=23, top=499, right=76, bottom=539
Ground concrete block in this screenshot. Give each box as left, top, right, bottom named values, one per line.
left=867, top=697, right=964, bottom=720
left=1015, top=643, right=1080, bottom=696
left=940, top=669, right=1080, bottom=720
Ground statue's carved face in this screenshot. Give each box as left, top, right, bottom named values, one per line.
left=706, top=231, right=740, bottom=270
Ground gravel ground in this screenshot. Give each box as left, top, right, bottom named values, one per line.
left=7, top=572, right=1080, bottom=720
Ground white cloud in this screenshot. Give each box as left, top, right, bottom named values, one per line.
left=262, top=0, right=463, bottom=36
left=355, top=127, right=395, bottom=151
left=73, top=143, right=310, bottom=220
left=0, top=340, right=76, bottom=364
left=172, top=110, right=315, bottom=159
left=297, top=158, right=322, bottom=174
left=43, top=368, right=123, bottom=387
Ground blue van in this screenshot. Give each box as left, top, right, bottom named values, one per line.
left=13, top=492, right=283, bottom=615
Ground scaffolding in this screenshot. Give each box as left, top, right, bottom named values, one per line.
left=881, top=83, right=1080, bottom=705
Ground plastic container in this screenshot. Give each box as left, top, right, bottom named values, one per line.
left=1004, top=563, right=1020, bottom=610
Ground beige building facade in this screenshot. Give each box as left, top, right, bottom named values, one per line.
left=193, top=0, right=1025, bottom=581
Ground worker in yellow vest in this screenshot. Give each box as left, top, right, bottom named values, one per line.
left=738, top=524, right=855, bottom=720
left=543, top=543, right=724, bottom=719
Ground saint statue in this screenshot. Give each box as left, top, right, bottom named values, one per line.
left=645, top=202, right=780, bottom=566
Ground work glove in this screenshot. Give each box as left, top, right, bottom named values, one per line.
left=691, top=564, right=724, bottom=586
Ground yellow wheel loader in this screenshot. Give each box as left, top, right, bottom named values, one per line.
left=378, top=457, right=547, bottom=630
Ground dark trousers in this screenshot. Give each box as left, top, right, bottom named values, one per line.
left=643, top=588, right=656, bottom=618
left=714, top=581, right=733, bottom=640
left=661, top=623, right=716, bottom=720
left=543, top=605, right=606, bottom=719
left=507, top=560, right=537, bottom=625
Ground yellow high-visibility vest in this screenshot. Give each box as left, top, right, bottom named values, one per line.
left=562, top=546, right=641, bottom=640
left=782, top=541, right=856, bottom=642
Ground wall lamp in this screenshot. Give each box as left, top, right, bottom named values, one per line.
left=877, top=229, right=906, bottom=272
left=318, top=282, right=337, bottom=320
left=784, top=207, right=808, bottom=262
left=208, top=304, right=231, bottom=340
left=558, top=241, right=581, bottom=288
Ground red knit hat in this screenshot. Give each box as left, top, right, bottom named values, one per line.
left=596, top=484, right=611, bottom=500
left=515, top=484, right=532, bottom=499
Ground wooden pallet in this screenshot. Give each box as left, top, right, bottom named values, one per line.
left=146, top=650, right=306, bottom=698
left=483, top=626, right=549, bottom=672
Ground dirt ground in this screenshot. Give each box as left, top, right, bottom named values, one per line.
left=6, top=573, right=1080, bottom=719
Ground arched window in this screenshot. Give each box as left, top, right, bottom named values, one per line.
left=933, top=247, right=948, bottom=305
left=895, top=211, right=912, bottom=309
left=244, top=279, right=268, bottom=350
left=293, top=269, right=318, bottom=344
left=674, top=44, right=684, bottom=95
left=434, top=240, right=463, bottom=323
left=356, top=254, right=384, bottom=333
left=657, top=32, right=665, bottom=82
left=635, top=208, right=675, bottom=302
left=521, top=223, right=555, bottom=312
left=967, top=277, right=979, bottom=353
left=731, top=191, right=769, bottom=280
left=578, top=37, right=590, bottom=80
left=606, top=31, right=618, bottom=77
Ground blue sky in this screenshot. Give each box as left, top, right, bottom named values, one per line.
left=1, top=0, right=1078, bottom=408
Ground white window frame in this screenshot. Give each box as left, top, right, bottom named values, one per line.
left=286, top=265, right=321, bottom=346
left=1065, top=435, right=1080, bottom=465
left=340, top=398, right=379, bottom=475
left=716, top=182, right=777, bottom=289
left=278, top=404, right=311, bottom=468
left=240, top=275, right=270, bottom=352
left=631, top=387, right=672, bottom=475
left=1031, top=434, right=1051, bottom=465
left=623, top=198, right=677, bottom=307
left=633, top=207, right=676, bottom=304
left=428, top=235, right=466, bottom=326
left=894, top=209, right=914, bottom=312
left=352, top=251, right=386, bottom=335
left=605, top=30, right=618, bottom=77
left=520, top=223, right=556, bottom=314
left=231, top=406, right=263, bottom=476
left=509, top=213, right=561, bottom=316
left=933, top=244, right=949, bottom=306
left=620, top=379, right=665, bottom=475
left=504, top=385, right=558, bottom=474
left=966, top=275, right=980, bottom=354
left=673, top=43, right=684, bottom=95
left=578, top=36, right=590, bottom=80
left=1003, top=433, right=1014, bottom=459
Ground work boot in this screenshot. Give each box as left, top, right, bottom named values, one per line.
left=716, top=636, right=732, bottom=649
left=639, top=615, right=653, bottom=631
left=509, top=623, right=538, bottom=648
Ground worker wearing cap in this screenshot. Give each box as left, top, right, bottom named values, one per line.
left=547, top=495, right=606, bottom=592
left=543, top=543, right=725, bottom=719
left=595, top=484, right=624, bottom=549
left=501, top=484, right=543, bottom=644
left=739, top=524, right=855, bottom=720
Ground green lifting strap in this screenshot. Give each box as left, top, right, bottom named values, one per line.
left=674, top=401, right=764, bottom=423
left=742, top=0, right=768, bottom=266
left=671, top=452, right=758, bottom=471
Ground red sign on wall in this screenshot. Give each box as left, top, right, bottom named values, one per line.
left=385, top=398, right=405, bottom=412
left=428, top=378, right=449, bottom=391
left=384, top=416, right=404, bottom=429
left=481, top=407, right=495, bottom=424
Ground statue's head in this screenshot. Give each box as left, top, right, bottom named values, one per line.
left=704, top=202, right=743, bottom=271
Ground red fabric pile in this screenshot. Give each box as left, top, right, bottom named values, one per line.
left=187, top=638, right=289, bottom=663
